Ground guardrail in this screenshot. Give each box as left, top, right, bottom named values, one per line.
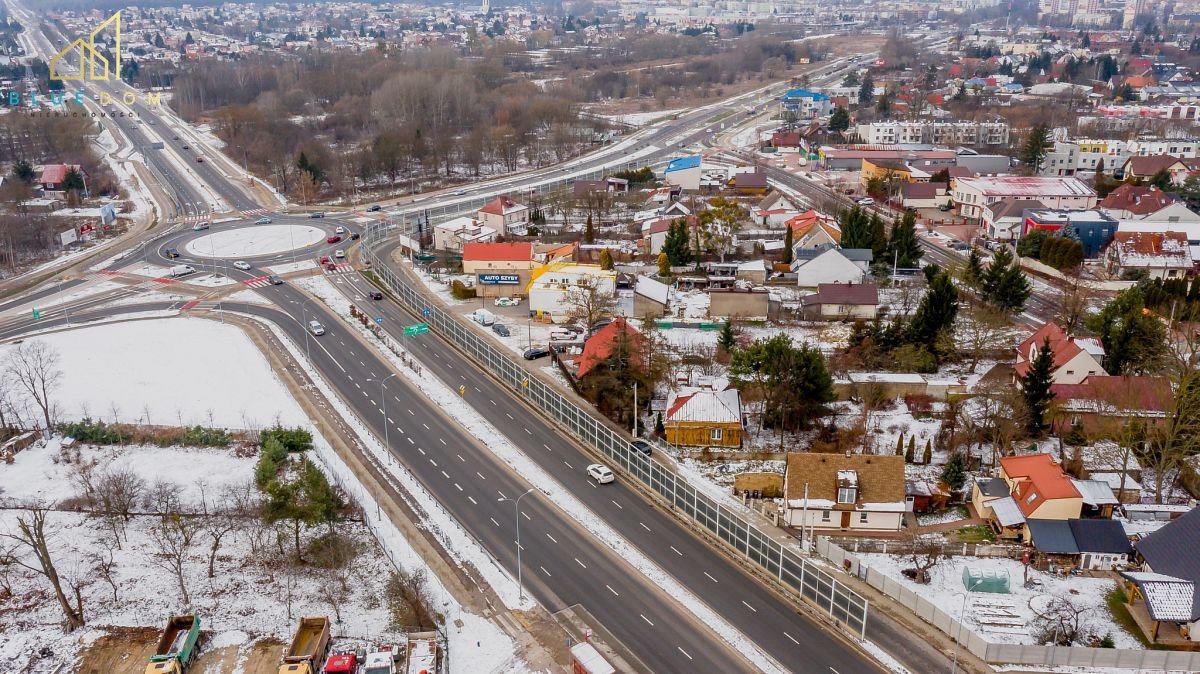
left=357, top=160, right=871, bottom=640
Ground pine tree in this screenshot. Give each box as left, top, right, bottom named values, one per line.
left=1021, top=337, right=1056, bottom=435
left=922, top=439, right=932, bottom=465
left=718, top=319, right=736, bottom=353
left=858, top=73, right=874, bottom=104
left=888, top=212, right=922, bottom=269
left=584, top=214, right=595, bottom=244
left=905, top=440, right=916, bottom=463
left=782, top=223, right=794, bottom=264
left=839, top=206, right=872, bottom=249
left=992, top=265, right=1032, bottom=313
left=829, top=106, right=850, bottom=132
left=895, top=433, right=905, bottom=456
left=940, top=452, right=967, bottom=490
left=655, top=411, right=664, bottom=435
left=870, top=213, right=889, bottom=260
left=907, top=435, right=916, bottom=460
left=962, top=247, right=985, bottom=288
left=907, top=270, right=959, bottom=348
left=1019, top=123, right=1052, bottom=172
left=599, top=248, right=614, bottom=270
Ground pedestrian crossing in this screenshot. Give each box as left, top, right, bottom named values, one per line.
left=322, top=262, right=354, bottom=275
left=243, top=275, right=273, bottom=288
left=177, top=214, right=210, bottom=224
left=241, top=208, right=270, bottom=219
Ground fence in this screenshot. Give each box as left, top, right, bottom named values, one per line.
left=816, top=537, right=1200, bottom=669
left=357, top=161, right=872, bottom=640
left=831, top=538, right=1025, bottom=559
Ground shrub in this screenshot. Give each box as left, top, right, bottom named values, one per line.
left=178, top=425, right=230, bottom=447
left=450, top=280, right=476, bottom=300
left=261, top=425, right=314, bottom=453
left=60, top=418, right=128, bottom=444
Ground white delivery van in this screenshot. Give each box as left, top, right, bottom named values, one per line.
left=471, top=309, right=495, bottom=326
left=169, top=265, right=196, bottom=277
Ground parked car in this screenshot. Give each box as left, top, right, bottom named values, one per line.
left=492, top=323, right=511, bottom=337
left=233, top=261, right=251, bottom=271
left=195, top=156, right=204, bottom=163
left=181, top=144, right=189, bottom=150
left=255, top=217, right=272, bottom=225
left=370, top=291, right=383, bottom=300
left=269, top=275, right=284, bottom=285
left=630, top=439, right=652, bottom=456
left=326, top=235, right=342, bottom=244
left=587, top=464, right=615, bottom=484
left=471, top=309, right=496, bottom=326
left=494, top=297, right=520, bottom=307
left=938, top=203, right=953, bottom=212
left=309, top=212, right=324, bottom=219
left=367, top=204, right=382, bottom=212
left=523, top=347, right=550, bottom=360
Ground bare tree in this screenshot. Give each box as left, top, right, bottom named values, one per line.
left=1053, top=276, right=1095, bottom=335
left=202, top=487, right=244, bottom=579
left=148, top=512, right=199, bottom=605
left=1143, top=375, right=1200, bottom=503
left=384, top=568, right=440, bottom=631
left=902, top=529, right=943, bottom=584
left=90, top=549, right=119, bottom=604
left=96, top=468, right=145, bottom=546
left=1031, top=595, right=1093, bottom=646
left=2, top=506, right=85, bottom=630
left=5, top=341, right=63, bottom=433
left=563, top=283, right=617, bottom=328
left=956, top=305, right=1011, bottom=374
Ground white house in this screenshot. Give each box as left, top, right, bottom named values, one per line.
left=527, top=262, right=617, bottom=323
left=982, top=198, right=1046, bottom=240
left=478, top=196, right=530, bottom=235
left=782, top=453, right=905, bottom=532
left=663, top=155, right=702, bottom=191
left=791, top=248, right=871, bottom=287
left=1014, top=322, right=1105, bottom=386
left=432, top=216, right=498, bottom=253
left=952, top=176, right=1097, bottom=219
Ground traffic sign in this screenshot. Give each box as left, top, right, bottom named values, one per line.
left=458, top=385, right=466, bottom=396
left=375, top=315, right=383, bottom=325
left=404, top=322, right=429, bottom=336
left=422, top=308, right=432, bottom=317
left=31, top=307, right=40, bottom=321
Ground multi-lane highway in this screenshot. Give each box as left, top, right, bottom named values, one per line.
left=1, top=8, right=968, bottom=672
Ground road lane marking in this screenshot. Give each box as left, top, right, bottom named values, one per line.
left=417, top=447, right=426, bottom=455
left=422, top=423, right=430, bottom=430
left=521, top=511, right=530, bottom=521
left=543, top=444, right=553, bottom=452
left=741, top=600, right=757, bottom=613
left=640, top=522, right=651, bottom=532
left=454, top=483, right=463, bottom=492
left=439, top=438, right=447, bottom=446
left=506, top=412, right=513, bottom=419
left=490, top=399, right=497, bottom=406
left=678, top=647, right=692, bottom=660
left=497, top=490, right=507, bottom=500
left=606, top=584, right=619, bottom=596
left=640, top=614, right=654, bottom=626
left=456, top=454, right=465, bottom=462
left=407, top=437, right=414, bottom=445
left=429, top=459, right=437, bottom=466
left=575, top=558, right=587, bottom=568
left=476, top=472, right=486, bottom=481
left=540, top=566, right=551, bottom=577
left=467, top=496, right=477, bottom=505
left=670, top=546, right=683, bottom=556
left=524, top=428, right=532, bottom=435
left=408, top=409, right=415, bottom=415
left=354, top=383, right=361, bottom=389
left=563, top=460, right=572, bottom=469
left=490, top=517, right=500, bottom=527
left=611, top=500, right=622, bottom=509
left=704, top=572, right=718, bottom=583
left=784, top=632, right=799, bottom=645
left=546, top=533, right=557, bottom=544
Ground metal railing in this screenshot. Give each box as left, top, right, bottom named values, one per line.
left=357, top=162, right=871, bottom=640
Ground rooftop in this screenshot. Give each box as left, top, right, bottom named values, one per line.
left=461, top=241, right=532, bottom=262
left=956, top=176, right=1096, bottom=198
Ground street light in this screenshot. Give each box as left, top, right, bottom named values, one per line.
left=950, top=577, right=984, bottom=674
left=497, top=487, right=535, bottom=602
left=366, top=373, right=399, bottom=457
left=298, top=296, right=318, bottom=362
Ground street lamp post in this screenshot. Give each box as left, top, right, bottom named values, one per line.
left=367, top=373, right=399, bottom=457
left=951, top=578, right=983, bottom=674
left=498, top=488, right=535, bottom=602
left=298, top=296, right=317, bottom=362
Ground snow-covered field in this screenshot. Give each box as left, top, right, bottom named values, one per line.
left=0, top=318, right=310, bottom=429
left=597, top=108, right=686, bottom=127
left=856, top=554, right=1141, bottom=648
left=185, top=224, right=326, bottom=258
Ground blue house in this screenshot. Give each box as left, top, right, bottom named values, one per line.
left=779, top=89, right=831, bottom=119
left=664, top=154, right=702, bottom=190
left=1022, top=209, right=1118, bottom=259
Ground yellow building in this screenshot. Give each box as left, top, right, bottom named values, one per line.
left=859, top=158, right=929, bottom=189
left=665, top=386, right=743, bottom=448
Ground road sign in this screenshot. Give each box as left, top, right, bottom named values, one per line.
left=374, top=315, right=383, bottom=325
left=31, top=308, right=40, bottom=321
left=458, top=385, right=466, bottom=396
left=422, top=308, right=432, bottom=317
left=404, top=322, right=429, bottom=336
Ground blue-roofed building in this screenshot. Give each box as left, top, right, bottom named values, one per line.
left=779, top=89, right=831, bottom=119
left=664, top=154, right=703, bottom=191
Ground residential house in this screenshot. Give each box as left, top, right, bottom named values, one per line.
left=1050, top=375, right=1173, bottom=437
left=952, top=177, right=1097, bottom=220
left=1013, top=322, right=1106, bottom=385
left=1021, top=209, right=1118, bottom=258
left=1119, top=155, right=1190, bottom=184
left=905, top=479, right=951, bottom=513
left=854, top=120, right=1010, bottom=147
left=787, top=211, right=841, bottom=250
left=432, top=216, right=497, bottom=253
left=982, top=199, right=1047, bottom=240
left=771, top=131, right=804, bottom=152
left=1128, top=507, right=1200, bottom=641
left=1072, top=478, right=1120, bottom=519
left=860, top=158, right=929, bottom=188
left=971, top=477, right=1026, bottom=539
left=527, top=262, right=617, bottom=323
left=1105, top=230, right=1193, bottom=280
left=665, top=381, right=743, bottom=448
left=1098, top=184, right=1200, bottom=222
left=708, top=288, right=772, bottom=320
left=791, top=248, right=872, bottom=287
left=664, top=155, right=702, bottom=191
left=800, top=282, right=879, bottom=320
left=779, top=89, right=832, bottom=119
left=997, top=453, right=1084, bottom=539
left=781, top=453, right=905, bottom=532
left=901, top=182, right=952, bottom=210
left=735, top=260, right=768, bottom=285
left=478, top=196, right=530, bottom=235
left=727, top=168, right=768, bottom=195
left=1025, top=518, right=1132, bottom=571
left=38, top=164, right=84, bottom=192
left=461, top=242, right=535, bottom=299
left=573, top=318, right=646, bottom=380
left=633, top=276, right=670, bottom=319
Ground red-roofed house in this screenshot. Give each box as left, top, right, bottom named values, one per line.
left=478, top=196, right=530, bottom=234
left=574, top=318, right=646, bottom=379
left=786, top=211, right=840, bottom=250
left=665, top=380, right=743, bottom=448
left=462, top=242, right=535, bottom=299
left=1050, top=375, right=1174, bottom=436
left=1014, top=322, right=1105, bottom=385
left=38, top=164, right=84, bottom=192
left=998, top=454, right=1083, bottom=530
left=1104, top=230, right=1193, bottom=280
left=1120, top=156, right=1190, bottom=185
left=1098, top=184, right=1198, bottom=222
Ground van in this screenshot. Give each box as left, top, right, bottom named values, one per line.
left=470, top=309, right=495, bottom=326
left=549, top=328, right=574, bottom=341
left=169, top=265, right=195, bottom=277
left=192, top=221, right=210, bottom=231
left=308, top=320, right=326, bottom=336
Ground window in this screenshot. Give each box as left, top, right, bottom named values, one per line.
left=1025, top=491, right=1038, bottom=504
left=837, top=487, right=857, bottom=504
left=859, top=513, right=869, bottom=523
left=710, top=428, right=723, bottom=441
left=821, top=510, right=831, bottom=521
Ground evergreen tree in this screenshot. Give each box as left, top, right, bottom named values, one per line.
left=875, top=93, right=891, bottom=117
left=599, top=248, right=614, bottom=270
left=662, top=219, right=692, bottom=267
left=962, top=246, right=985, bottom=288
left=905, top=439, right=915, bottom=463
left=657, top=251, right=671, bottom=277
left=829, top=106, right=850, bottom=132
left=888, top=212, right=922, bottom=269
left=839, top=206, right=872, bottom=249
left=922, top=439, right=932, bottom=465
left=1019, top=123, right=1052, bottom=172
left=184, top=32, right=195, bottom=44
left=907, top=269, right=959, bottom=348
left=584, top=214, right=595, bottom=244
left=1148, top=168, right=1173, bottom=191
left=907, top=435, right=916, bottom=461
left=12, top=159, right=35, bottom=183
left=782, top=223, right=794, bottom=264
left=940, top=452, right=967, bottom=490
left=1087, top=286, right=1167, bottom=375
left=858, top=72, right=874, bottom=105
left=895, top=433, right=905, bottom=456
left=718, top=319, right=736, bottom=353
left=655, top=411, right=665, bottom=435
left=62, top=167, right=85, bottom=193
left=869, top=213, right=889, bottom=260
left=1081, top=32, right=1090, bottom=48
left=1021, top=337, right=1057, bottom=436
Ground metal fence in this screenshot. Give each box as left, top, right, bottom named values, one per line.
left=357, top=162, right=872, bottom=639
left=817, top=537, right=1200, bottom=669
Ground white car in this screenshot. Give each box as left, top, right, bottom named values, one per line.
left=335, top=226, right=345, bottom=234
left=233, top=261, right=251, bottom=271
left=334, top=249, right=345, bottom=259
left=587, top=464, right=615, bottom=485
left=855, top=197, right=875, bottom=206
left=494, top=297, right=520, bottom=307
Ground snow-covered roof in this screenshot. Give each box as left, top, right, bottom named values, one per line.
left=990, top=496, right=1026, bottom=528
left=1072, top=479, right=1119, bottom=507
left=1076, top=338, right=1105, bottom=357
left=666, top=387, right=741, bottom=424
left=837, top=469, right=859, bottom=486
left=955, top=176, right=1095, bottom=198
left=635, top=275, right=670, bottom=306
left=1089, top=472, right=1142, bottom=493
left=1120, top=572, right=1195, bottom=622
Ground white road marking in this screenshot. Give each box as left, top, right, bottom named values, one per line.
left=640, top=522, right=651, bottom=532
left=417, top=447, right=426, bottom=455
left=606, top=584, right=619, bottom=596
left=429, top=459, right=437, bottom=466
left=407, top=437, right=414, bottom=445
left=440, top=470, right=450, bottom=479
left=540, top=566, right=551, bottom=577
left=640, top=614, right=654, bottom=626
left=611, top=500, right=622, bottom=510
left=439, top=438, right=447, bottom=446
left=467, top=496, right=477, bottom=505
left=678, top=647, right=693, bottom=660
left=490, top=399, right=497, bottom=406
left=670, top=546, right=683, bottom=556
left=456, top=454, right=465, bottom=462
left=497, top=490, right=507, bottom=500
left=543, top=444, right=552, bottom=451
left=506, top=412, right=513, bottom=419
left=546, top=533, right=557, bottom=544
left=524, top=428, right=532, bottom=435
left=742, top=600, right=757, bottom=613
left=575, top=558, right=587, bottom=569
left=521, top=511, right=531, bottom=521
left=422, top=423, right=430, bottom=430
left=454, top=483, right=463, bottom=492
left=490, top=517, right=500, bottom=527
left=784, top=632, right=799, bottom=645
left=408, top=409, right=415, bottom=416
left=563, top=460, right=572, bottom=469
left=704, top=572, right=718, bottom=583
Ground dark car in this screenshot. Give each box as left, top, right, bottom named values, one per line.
left=523, top=347, right=550, bottom=360
left=492, top=323, right=511, bottom=337
left=309, top=212, right=324, bottom=218
left=370, top=291, right=383, bottom=300
left=630, top=439, right=652, bottom=456
left=164, top=247, right=179, bottom=258
left=350, top=233, right=360, bottom=240
left=268, top=275, right=283, bottom=285
left=367, top=205, right=383, bottom=212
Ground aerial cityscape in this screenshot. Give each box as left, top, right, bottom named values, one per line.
left=1, top=0, right=1199, bottom=672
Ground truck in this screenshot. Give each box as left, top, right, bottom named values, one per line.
left=277, top=616, right=330, bottom=674
left=322, top=652, right=357, bottom=674
left=404, top=632, right=439, bottom=674
left=363, top=650, right=396, bottom=674
left=143, top=615, right=201, bottom=674
left=169, top=264, right=195, bottom=278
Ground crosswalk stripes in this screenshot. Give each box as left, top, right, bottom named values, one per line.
left=243, top=276, right=272, bottom=288
left=177, top=214, right=209, bottom=224
left=240, top=208, right=270, bottom=218
left=322, top=263, right=354, bottom=275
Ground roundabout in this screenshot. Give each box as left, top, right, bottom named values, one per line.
left=185, top=224, right=327, bottom=259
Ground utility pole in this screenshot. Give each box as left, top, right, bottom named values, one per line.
left=633, top=381, right=638, bottom=437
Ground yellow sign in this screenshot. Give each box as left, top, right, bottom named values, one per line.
left=49, top=11, right=121, bottom=81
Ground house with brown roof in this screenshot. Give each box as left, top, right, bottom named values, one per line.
left=1014, top=322, right=1106, bottom=385
left=726, top=169, right=768, bottom=195
left=477, top=196, right=530, bottom=234
left=1098, top=184, right=1199, bottom=222
left=781, top=453, right=905, bottom=532
left=1119, top=155, right=1191, bottom=185
left=771, top=131, right=804, bottom=151
left=1104, top=230, right=1193, bottom=280
left=1050, top=375, right=1174, bottom=437
left=981, top=198, right=1047, bottom=240
left=901, top=182, right=951, bottom=209
left=665, top=380, right=743, bottom=448
left=997, top=454, right=1084, bottom=541
left=801, top=282, right=878, bottom=320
